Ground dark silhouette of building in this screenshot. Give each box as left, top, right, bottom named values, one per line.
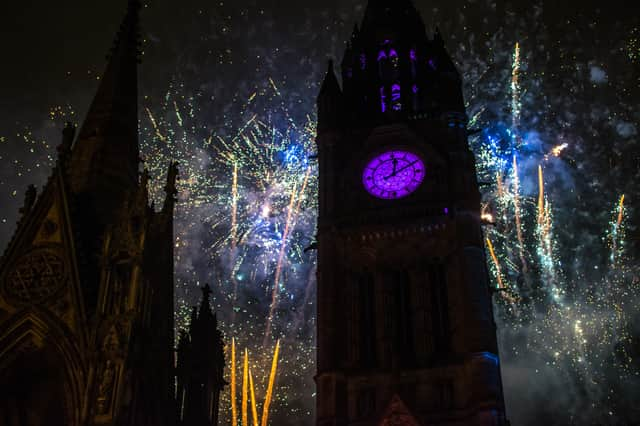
left=315, top=1, right=508, bottom=425
left=176, top=285, right=227, bottom=426
left=0, top=1, right=224, bottom=425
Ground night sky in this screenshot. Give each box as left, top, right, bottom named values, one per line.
left=1, top=0, right=639, bottom=425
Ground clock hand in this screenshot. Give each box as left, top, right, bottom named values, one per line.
left=383, top=159, right=399, bottom=180
left=383, top=160, right=418, bottom=180
left=393, top=160, right=418, bottom=175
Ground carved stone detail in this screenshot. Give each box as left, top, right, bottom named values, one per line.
left=3, top=248, right=67, bottom=305
left=96, top=360, right=117, bottom=416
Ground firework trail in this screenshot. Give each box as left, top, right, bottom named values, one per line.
left=486, top=237, right=506, bottom=291
left=511, top=155, right=530, bottom=284
left=535, top=165, right=562, bottom=303
left=609, top=194, right=626, bottom=267
left=511, top=42, right=523, bottom=149
left=264, top=182, right=298, bottom=344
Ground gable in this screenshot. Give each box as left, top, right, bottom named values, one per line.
left=378, top=394, right=421, bottom=426
left=0, top=170, right=87, bottom=345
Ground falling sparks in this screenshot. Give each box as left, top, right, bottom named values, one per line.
left=550, top=142, right=568, bottom=158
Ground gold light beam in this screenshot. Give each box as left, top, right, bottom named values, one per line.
left=260, top=340, right=280, bottom=426
left=242, top=349, right=249, bottom=426
left=231, top=338, right=237, bottom=426
left=249, top=369, right=259, bottom=426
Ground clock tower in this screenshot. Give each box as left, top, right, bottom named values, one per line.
left=315, top=1, right=508, bottom=425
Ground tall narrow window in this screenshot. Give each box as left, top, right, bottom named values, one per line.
left=389, top=49, right=400, bottom=77
left=391, top=84, right=402, bottom=111
left=377, top=50, right=387, bottom=80
left=409, top=49, right=417, bottom=78
left=359, top=53, right=367, bottom=70
left=392, top=270, right=414, bottom=367
left=429, top=263, right=450, bottom=353
left=380, top=86, right=387, bottom=113
left=359, top=272, right=377, bottom=368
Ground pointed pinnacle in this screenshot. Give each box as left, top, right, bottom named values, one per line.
left=319, top=59, right=340, bottom=96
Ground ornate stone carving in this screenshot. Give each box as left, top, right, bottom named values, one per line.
left=96, top=360, right=117, bottom=415
left=3, top=248, right=66, bottom=305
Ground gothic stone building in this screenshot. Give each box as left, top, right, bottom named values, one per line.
left=0, top=2, right=224, bottom=425
left=315, top=1, right=509, bottom=425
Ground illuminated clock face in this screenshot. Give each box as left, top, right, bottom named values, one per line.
left=362, top=150, right=425, bottom=199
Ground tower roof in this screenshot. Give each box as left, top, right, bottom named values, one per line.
left=359, top=0, right=427, bottom=43
left=68, top=0, right=142, bottom=207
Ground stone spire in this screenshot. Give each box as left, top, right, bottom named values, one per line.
left=317, top=59, right=343, bottom=132
left=68, top=0, right=142, bottom=221
left=177, top=284, right=226, bottom=426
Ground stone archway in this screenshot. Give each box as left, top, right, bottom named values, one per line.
left=0, top=344, right=71, bottom=426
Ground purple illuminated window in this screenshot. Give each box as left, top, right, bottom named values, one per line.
left=391, top=84, right=401, bottom=111
left=428, top=59, right=436, bottom=70
left=380, top=86, right=387, bottom=113
left=377, top=50, right=387, bottom=61
left=410, top=49, right=417, bottom=78
left=412, top=84, right=419, bottom=94
left=390, top=49, right=399, bottom=71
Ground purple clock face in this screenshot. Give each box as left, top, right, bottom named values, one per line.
left=362, top=150, right=425, bottom=199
